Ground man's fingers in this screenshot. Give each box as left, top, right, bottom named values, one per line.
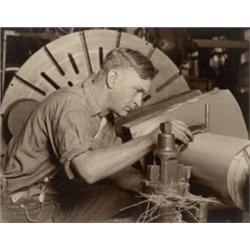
left=171, top=121, right=193, bottom=141
left=171, top=127, right=191, bottom=146
left=176, top=124, right=193, bottom=141
left=170, top=119, right=186, bottom=126
left=151, top=120, right=193, bottom=146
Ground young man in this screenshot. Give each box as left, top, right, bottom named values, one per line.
left=1, top=48, right=193, bottom=222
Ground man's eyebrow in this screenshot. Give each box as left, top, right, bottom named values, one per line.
left=136, top=86, right=147, bottom=94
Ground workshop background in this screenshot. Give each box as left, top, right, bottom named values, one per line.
left=1, top=28, right=249, bottom=130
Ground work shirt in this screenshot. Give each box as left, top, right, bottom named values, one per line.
left=2, top=76, right=119, bottom=195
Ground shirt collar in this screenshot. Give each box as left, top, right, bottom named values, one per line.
left=82, top=75, right=103, bottom=117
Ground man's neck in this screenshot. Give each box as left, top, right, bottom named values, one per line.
left=92, top=75, right=110, bottom=116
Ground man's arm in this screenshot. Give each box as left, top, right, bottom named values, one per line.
left=71, top=133, right=154, bottom=184
left=71, top=119, right=193, bottom=184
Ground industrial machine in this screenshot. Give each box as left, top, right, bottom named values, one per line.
left=140, top=107, right=212, bottom=222
left=1, top=29, right=249, bottom=222
left=141, top=121, right=210, bottom=222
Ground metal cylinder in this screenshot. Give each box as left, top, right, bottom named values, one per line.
left=179, top=132, right=250, bottom=210
left=205, top=104, right=210, bottom=130
left=155, top=122, right=178, bottom=187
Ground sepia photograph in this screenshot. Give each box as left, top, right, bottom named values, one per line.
left=1, top=27, right=249, bottom=223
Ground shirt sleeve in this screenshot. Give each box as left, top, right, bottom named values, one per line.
left=48, top=95, right=96, bottom=179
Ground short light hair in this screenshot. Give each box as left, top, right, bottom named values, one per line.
left=101, top=48, right=157, bottom=80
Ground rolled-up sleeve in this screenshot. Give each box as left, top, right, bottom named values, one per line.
left=48, top=95, right=96, bottom=179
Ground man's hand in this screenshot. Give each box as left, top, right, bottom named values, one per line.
left=170, top=119, right=193, bottom=146
left=150, top=119, right=193, bottom=146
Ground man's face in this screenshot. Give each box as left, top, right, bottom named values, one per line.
left=107, top=68, right=151, bottom=117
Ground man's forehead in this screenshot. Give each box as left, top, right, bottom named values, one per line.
left=116, top=67, right=151, bottom=91
left=118, top=66, right=137, bottom=76
left=121, top=67, right=151, bottom=82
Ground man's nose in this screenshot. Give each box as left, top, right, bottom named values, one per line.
left=133, top=92, right=143, bottom=108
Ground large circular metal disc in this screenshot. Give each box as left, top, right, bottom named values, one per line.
left=0, top=29, right=190, bottom=153
left=1, top=29, right=189, bottom=115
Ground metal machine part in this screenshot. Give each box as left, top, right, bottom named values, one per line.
left=157, top=122, right=179, bottom=190
left=142, top=122, right=209, bottom=222
left=120, top=89, right=249, bottom=211
left=143, top=122, right=187, bottom=193
left=179, top=132, right=250, bottom=210
left=121, top=89, right=248, bottom=140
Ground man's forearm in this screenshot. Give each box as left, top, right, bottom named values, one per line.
left=71, top=134, right=154, bottom=184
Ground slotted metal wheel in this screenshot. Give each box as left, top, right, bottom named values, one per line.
left=0, top=29, right=189, bottom=153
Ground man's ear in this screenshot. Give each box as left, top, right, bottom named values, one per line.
left=106, top=70, right=118, bottom=89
